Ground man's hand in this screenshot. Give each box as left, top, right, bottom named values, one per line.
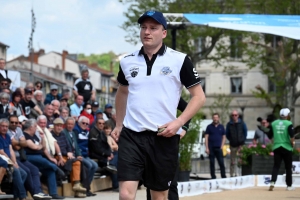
left=77, top=156, right=83, bottom=161
left=111, top=126, right=122, bottom=142
left=205, top=148, right=210, bottom=155
left=108, top=153, right=114, bottom=161
left=179, top=130, right=187, bottom=139
left=50, top=157, right=58, bottom=165
left=58, top=157, right=65, bottom=166
left=13, top=162, right=19, bottom=168
left=67, top=152, right=74, bottom=159
left=157, top=119, right=183, bottom=137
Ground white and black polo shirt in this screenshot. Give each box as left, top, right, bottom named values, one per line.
left=117, top=44, right=201, bottom=133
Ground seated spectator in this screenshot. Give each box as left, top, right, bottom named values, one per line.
left=23, top=119, right=64, bottom=199
left=0, top=92, right=13, bottom=119
left=32, top=90, right=45, bottom=112
left=103, top=104, right=113, bottom=120
left=7, top=115, right=50, bottom=199
left=91, top=102, right=99, bottom=118
left=44, top=84, right=62, bottom=105
left=59, top=98, right=69, bottom=109
left=16, top=87, right=25, bottom=97
left=70, top=95, right=83, bottom=118
left=51, top=118, right=86, bottom=197
left=0, top=79, right=9, bottom=90
left=43, top=104, right=55, bottom=128
left=0, top=157, right=7, bottom=194
left=79, top=102, right=94, bottom=126
left=0, top=118, right=27, bottom=200
left=63, top=117, right=96, bottom=197
left=20, top=88, right=43, bottom=119
left=60, top=107, right=69, bottom=122
left=61, top=89, right=70, bottom=101
left=89, top=118, right=118, bottom=191
left=10, top=90, right=24, bottom=117
left=34, top=81, right=43, bottom=92
left=51, top=100, right=61, bottom=120
left=18, top=115, right=28, bottom=130
left=103, top=122, right=118, bottom=152
left=73, top=116, right=97, bottom=196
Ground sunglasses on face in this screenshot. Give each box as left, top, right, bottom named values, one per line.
left=1, top=83, right=7, bottom=86
left=10, top=121, right=18, bottom=125
left=81, top=122, right=89, bottom=125
left=232, top=114, right=238, bottom=117
left=51, top=89, right=57, bottom=92
left=98, top=122, right=104, bottom=125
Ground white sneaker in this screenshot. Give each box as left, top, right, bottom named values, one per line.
left=269, top=182, right=275, bottom=191
left=286, top=186, right=295, bottom=191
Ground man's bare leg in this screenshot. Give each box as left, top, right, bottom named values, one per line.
left=150, top=190, right=168, bottom=200
left=119, top=181, right=139, bottom=200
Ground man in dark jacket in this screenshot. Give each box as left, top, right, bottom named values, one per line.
left=226, top=110, right=247, bottom=177
left=88, top=118, right=118, bottom=191
left=44, top=84, right=62, bottom=105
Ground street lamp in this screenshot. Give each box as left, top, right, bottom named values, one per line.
left=236, top=99, right=248, bottom=120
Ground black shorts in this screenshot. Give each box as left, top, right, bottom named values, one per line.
left=118, top=127, right=180, bottom=191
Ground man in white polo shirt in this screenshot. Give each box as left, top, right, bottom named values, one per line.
left=112, top=10, right=206, bottom=200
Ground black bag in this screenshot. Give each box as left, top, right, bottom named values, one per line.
left=19, top=148, right=27, bottom=162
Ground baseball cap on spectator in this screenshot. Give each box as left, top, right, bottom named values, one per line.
left=53, top=118, right=64, bottom=125
left=18, top=115, right=28, bottom=122
left=138, top=10, right=167, bottom=30
left=92, top=101, right=99, bottom=107
left=60, top=97, right=68, bottom=102
left=50, top=84, right=58, bottom=91
left=25, top=88, right=33, bottom=94
left=279, top=108, right=290, bottom=117
left=105, top=103, right=113, bottom=109
left=95, top=109, right=103, bottom=115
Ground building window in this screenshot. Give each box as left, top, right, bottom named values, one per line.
left=200, top=77, right=206, bottom=93
left=195, top=37, right=205, bottom=56
left=230, top=36, right=242, bottom=59
left=231, top=77, right=242, bottom=94
left=268, top=78, right=276, bottom=93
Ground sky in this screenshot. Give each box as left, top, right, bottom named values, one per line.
left=0, top=0, right=142, bottom=60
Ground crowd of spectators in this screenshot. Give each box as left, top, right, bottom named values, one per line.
left=0, top=59, right=118, bottom=199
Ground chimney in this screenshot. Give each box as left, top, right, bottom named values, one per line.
left=62, top=50, right=68, bottom=71
left=38, top=49, right=45, bottom=55
left=28, top=49, right=39, bottom=64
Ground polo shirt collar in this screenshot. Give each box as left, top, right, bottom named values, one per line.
left=138, top=44, right=166, bottom=56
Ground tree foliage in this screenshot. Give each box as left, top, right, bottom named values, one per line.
left=209, top=93, right=233, bottom=124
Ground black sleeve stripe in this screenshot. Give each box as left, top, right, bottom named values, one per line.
left=117, top=81, right=129, bottom=86
left=186, top=81, right=201, bottom=89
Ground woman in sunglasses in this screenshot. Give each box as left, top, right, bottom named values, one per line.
left=34, top=81, right=43, bottom=91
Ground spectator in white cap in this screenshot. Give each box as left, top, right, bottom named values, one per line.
left=268, top=108, right=295, bottom=191
left=44, top=84, right=62, bottom=105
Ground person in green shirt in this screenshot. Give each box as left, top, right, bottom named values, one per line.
left=268, top=108, right=295, bottom=191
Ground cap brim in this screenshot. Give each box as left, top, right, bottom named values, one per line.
left=138, top=15, right=162, bottom=27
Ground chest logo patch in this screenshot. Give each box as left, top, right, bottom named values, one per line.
left=160, top=67, right=172, bottom=75
left=130, top=67, right=139, bottom=78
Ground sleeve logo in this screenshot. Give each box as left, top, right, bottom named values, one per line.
left=193, top=68, right=200, bottom=79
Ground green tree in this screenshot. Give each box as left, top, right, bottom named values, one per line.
left=209, top=93, right=233, bottom=124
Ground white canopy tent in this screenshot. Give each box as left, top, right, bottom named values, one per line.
left=164, top=13, right=300, bottom=40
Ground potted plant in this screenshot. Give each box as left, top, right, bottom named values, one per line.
left=178, top=111, right=203, bottom=181
left=238, top=143, right=300, bottom=175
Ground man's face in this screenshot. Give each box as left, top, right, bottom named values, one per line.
left=105, top=108, right=112, bottom=114
left=38, top=118, right=47, bottom=129
left=82, top=72, right=89, bottom=80
left=51, top=89, right=58, bottom=96
left=140, top=18, right=167, bottom=49
left=79, top=119, right=89, bottom=130
left=92, top=106, right=98, bottom=113
left=261, top=120, right=269, bottom=127
left=0, top=97, right=8, bottom=105
left=61, top=109, right=69, bottom=119
left=25, top=93, right=33, bottom=101
left=9, top=117, right=19, bottom=130
left=96, top=113, right=103, bottom=119
left=0, top=60, right=5, bottom=70
left=54, top=124, right=63, bottom=134
left=0, top=122, right=8, bottom=135
left=35, top=93, right=43, bottom=102
left=45, top=105, right=54, bottom=116
left=212, top=115, right=219, bottom=124
left=76, top=96, right=83, bottom=106
left=96, top=119, right=105, bottom=130
left=61, top=101, right=68, bottom=108
left=52, top=102, right=60, bottom=111
left=231, top=112, right=239, bottom=121
left=0, top=81, right=8, bottom=89
left=66, top=119, right=75, bottom=131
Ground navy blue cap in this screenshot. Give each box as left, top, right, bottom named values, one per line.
left=138, top=10, right=167, bottom=30
left=105, top=103, right=113, bottom=109
left=95, top=109, right=103, bottom=114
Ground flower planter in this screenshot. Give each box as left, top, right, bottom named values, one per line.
left=178, top=170, right=191, bottom=182
left=242, top=155, right=299, bottom=175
